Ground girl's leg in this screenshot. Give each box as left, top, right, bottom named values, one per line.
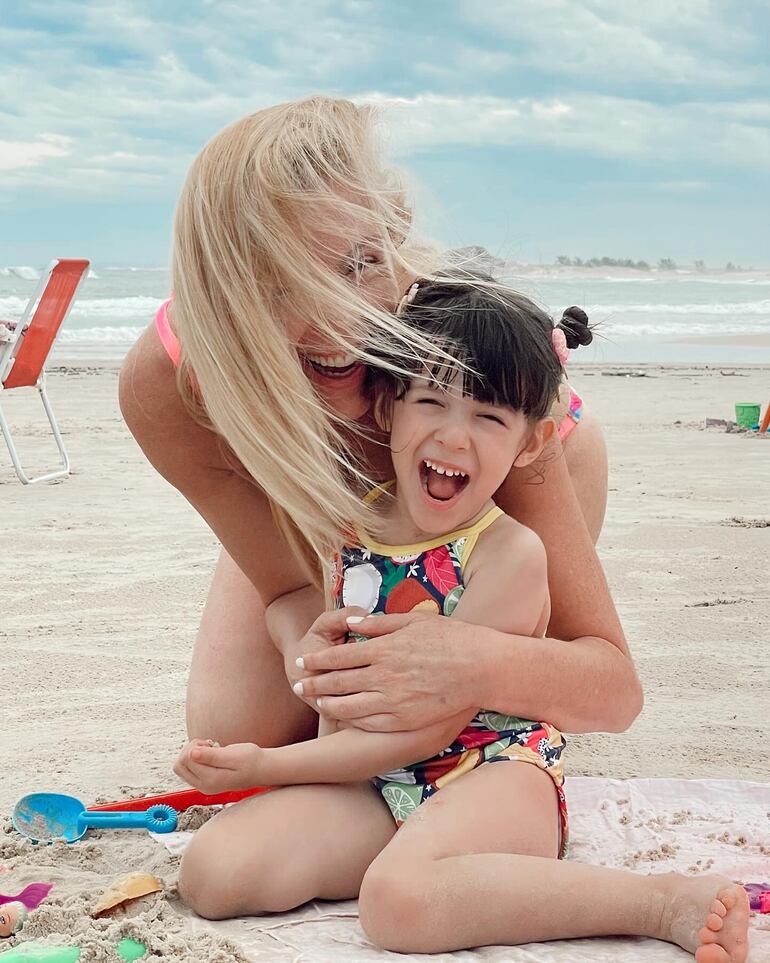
left=359, top=763, right=749, bottom=961
left=186, top=548, right=317, bottom=746
left=179, top=780, right=395, bottom=920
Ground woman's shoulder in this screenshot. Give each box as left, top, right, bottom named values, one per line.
left=118, top=321, right=219, bottom=484
left=119, top=321, right=181, bottom=433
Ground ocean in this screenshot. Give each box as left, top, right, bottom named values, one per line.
left=1, top=265, right=769, bottom=366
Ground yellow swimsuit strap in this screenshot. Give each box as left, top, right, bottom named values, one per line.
left=359, top=481, right=503, bottom=571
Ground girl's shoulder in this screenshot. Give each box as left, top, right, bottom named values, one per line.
left=462, top=511, right=546, bottom=583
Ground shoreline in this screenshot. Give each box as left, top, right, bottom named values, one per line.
left=49, top=358, right=770, bottom=373
left=669, top=333, right=770, bottom=347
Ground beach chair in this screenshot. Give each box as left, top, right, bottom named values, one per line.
left=0, top=258, right=90, bottom=484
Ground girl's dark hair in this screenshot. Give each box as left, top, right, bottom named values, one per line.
left=369, top=271, right=593, bottom=422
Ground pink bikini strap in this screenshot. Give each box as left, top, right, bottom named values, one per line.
left=155, top=298, right=181, bottom=368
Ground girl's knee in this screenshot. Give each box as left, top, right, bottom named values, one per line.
left=179, top=819, right=316, bottom=919
left=358, top=863, right=436, bottom=953
left=178, top=827, right=260, bottom=919
left=179, top=838, right=237, bottom=920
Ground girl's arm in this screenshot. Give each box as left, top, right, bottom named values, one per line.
left=180, top=710, right=474, bottom=791
left=297, top=440, right=643, bottom=735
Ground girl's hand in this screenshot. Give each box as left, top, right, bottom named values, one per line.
left=173, top=738, right=266, bottom=793
left=294, top=612, right=481, bottom=732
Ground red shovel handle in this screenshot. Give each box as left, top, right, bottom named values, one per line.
left=87, top=785, right=272, bottom=813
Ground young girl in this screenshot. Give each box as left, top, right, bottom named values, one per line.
left=175, top=277, right=749, bottom=962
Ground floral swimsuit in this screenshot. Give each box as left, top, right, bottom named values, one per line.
left=331, top=493, right=569, bottom=857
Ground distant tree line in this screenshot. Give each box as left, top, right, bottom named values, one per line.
left=556, top=256, right=653, bottom=270
left=555, top=256, right=751, bottom=271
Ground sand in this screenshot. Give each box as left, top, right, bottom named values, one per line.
left=1, top=361, right=769, bottom=958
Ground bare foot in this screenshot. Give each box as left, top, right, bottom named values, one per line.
left=657, top=874, right=750, bottom=963
left=694, top=883, right=750, bottom=963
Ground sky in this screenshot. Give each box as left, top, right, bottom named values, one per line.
left=1, top=0, right=768, bottom=268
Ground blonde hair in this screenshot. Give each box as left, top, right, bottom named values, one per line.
left=171, top=96, right=439, bottom=583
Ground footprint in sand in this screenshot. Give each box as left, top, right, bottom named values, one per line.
left=722, top=517, right=770, bottom=528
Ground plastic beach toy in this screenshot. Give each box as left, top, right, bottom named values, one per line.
left=92, top=873, right=163, bottom=918
left=0, top=884, right=54, bottom=940
left=0, top=938, right=146, bottom=961
left=0, top=886, right=53, bottom=912
left=88, top=785, right=271, bottom=813
left=0, top=903, right=27, bottom=938
left=0, top=948, right=80, bottom=962
left=0, top=949, right=80, bottom=962
left=735, top=402, right=761, bottom=429
left=12, top=793, right=176, bottom=844
left=745, top=882, right=770, bottom=913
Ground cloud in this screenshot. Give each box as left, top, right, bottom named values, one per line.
left=362, top=92, right=770, bottom=170
left=0, top=134, right=72, bottom=172
left=460, top=0, right=768, bottom=88
left=0, top=0, right=767, bottom=204
left=0, top=0, right=394, bottom=197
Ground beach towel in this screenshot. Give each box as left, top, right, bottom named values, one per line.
left=156, top=776, right=770, bottom=962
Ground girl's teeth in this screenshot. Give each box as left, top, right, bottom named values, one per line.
left=424, top=459, right=467, bottom=478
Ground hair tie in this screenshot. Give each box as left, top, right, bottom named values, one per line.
left=551, top=327, right=569, bottom=367
left=396, top=282, right=419, bottom=316
left=559, top=306, right=593, bottom=348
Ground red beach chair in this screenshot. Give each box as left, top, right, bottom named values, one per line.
left=0, top=258, right=90, bottom=484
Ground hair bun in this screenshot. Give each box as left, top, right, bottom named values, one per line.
left=558, top=306, right=593, bottom=349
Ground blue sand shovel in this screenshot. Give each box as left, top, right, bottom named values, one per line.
left=12, top=793, right=177, bottom=844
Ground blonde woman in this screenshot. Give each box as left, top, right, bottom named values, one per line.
left=120, top=97, right=663, bottom=944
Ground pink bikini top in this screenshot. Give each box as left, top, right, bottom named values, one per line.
left=155, top=299, right=181, bottom=367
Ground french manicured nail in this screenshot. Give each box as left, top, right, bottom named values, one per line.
left=295, top=657, right=305, bottom=669
left=346, top=616, right=365, bottom=625
left=293, top=681, right=304, bottom=696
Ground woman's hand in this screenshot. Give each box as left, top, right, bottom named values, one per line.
left=281, top=606, right=368, bottom=706
left=173, top=738, right=266, bottom=793
left=294, top=612, right=481, bottom=732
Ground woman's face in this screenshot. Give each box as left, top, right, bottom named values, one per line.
left=286, top=211, right=403, bottom=420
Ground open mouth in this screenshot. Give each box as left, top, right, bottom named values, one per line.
left=301, top=352, right=362, bottom=380
left=419, top=458, right=470, bottom=506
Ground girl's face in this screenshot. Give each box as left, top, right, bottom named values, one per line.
left=287, top=211, right=402, bottom=421
left=388, top=377, right=550, bottom=537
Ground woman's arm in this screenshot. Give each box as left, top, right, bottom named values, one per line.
left=296, top=439, right=642, bottom=735
left=119, top=326, right=310, bottom=607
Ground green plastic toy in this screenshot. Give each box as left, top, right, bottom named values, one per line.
left=0, top=949, right=80, bottom=963
left=0, top=938, right=146, bottom=961
left=116, top=940, right=147, bottom=962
